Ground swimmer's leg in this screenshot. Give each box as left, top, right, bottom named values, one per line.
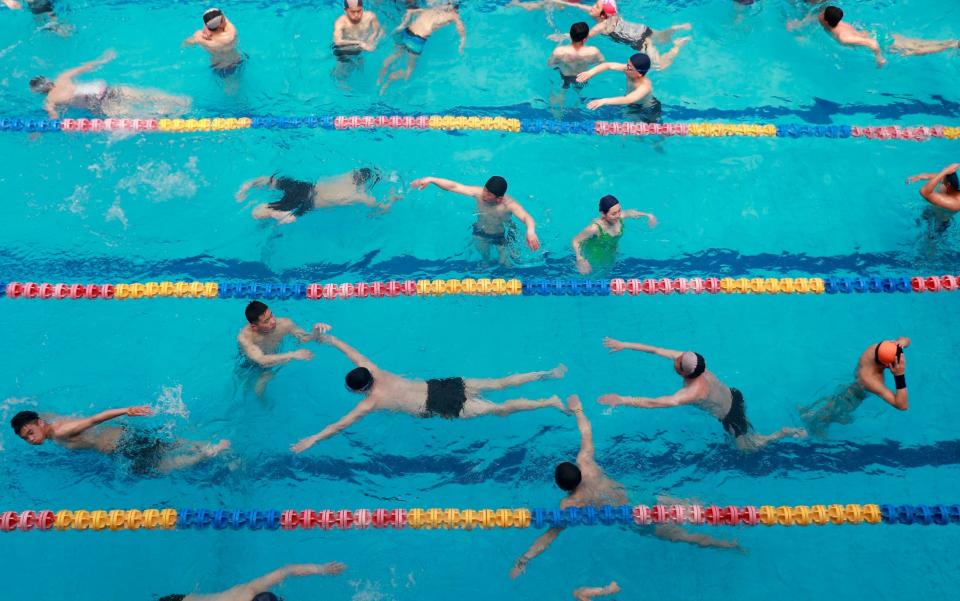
left=158, top=439, right=230, bottom=473
left=378, top=48, right=405, bottom=84
left=890, top=35, right=960, bottom=56
left=254, top=371, right=275, bottom=396
left=473, top=236, right=493, bottom=263
left=735, top=428, right=807, bottom=452
left=379, top=54, right=419, bottom=95
left=460, top=395, right=567, bottom=418
left=464, top=364, right=566, bottom=393
left=653, top=523, right=740, bottom=550
left=573, top=582, right=621, bottom=601
left=651, top=23, right=692, bottom=44
left=651, top=37, right=691, bottom=71
left=496, top=243, right=511, bottom=267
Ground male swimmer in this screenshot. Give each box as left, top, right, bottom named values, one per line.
left=378, top=2, right=466, bottom=94
left=576, top=53, right=661, bottom=122
left=584, top=1, right=690, bottom=71
left=548, top=21, right=605, bottom=94
left=788, top=5, right=885, bottom=67
left=184, top=8, right=245, bottom=77
left=159, top=562, right=346, bottom=601
left=906, top=162, right=960, bottom=237
left=332, top=0, right=384, bottom=77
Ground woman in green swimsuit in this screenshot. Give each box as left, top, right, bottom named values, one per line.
left=572, top=194, right=656, bottom=274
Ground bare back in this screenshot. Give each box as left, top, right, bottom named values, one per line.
left=408, top=8, right=459, bottom=38
left=563, top=458, right=628, bottom=508
left=48, top=414, right=124, bottom=452
left=551, top=44, right=602, bottom=76
left=361, top=368, right=429, bottom=414
left=684, top=371, right=734, bottom=420
left=311, top=172, right=373, bottom=207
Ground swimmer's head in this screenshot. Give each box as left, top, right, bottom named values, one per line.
left=570, top=22, right=590, bottom=44
left=353, top=167, right=381, bottom=188
left=591, top=0, right=617, bottom=19
left=252, top=593, right=280, bottom=601
left=823, top=6, right=843, bottom=28
left=945, top=172, right=959, bottom=191
left=344, top=0, right=364, bottom=22
left=627, top=53, right=651, bottom=77
left=245, top=300, right=277, bottom=333
left=674, top=351, right=706, bottom=379
left=11, top=411, right=46, bottom=445
left=874, top=341, right=903, bottom=367
left=554, top=461, right=582, bottom=492
left=203, top=8, right=225, bottom=31
left=599, top=194, right=620, bottom=216
left=29, top=76, right=54, bottom=94
left=346, top=367, right=374, bottom=393
left=482, top=176, right=508, bottom=202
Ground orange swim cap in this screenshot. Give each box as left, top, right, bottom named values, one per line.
left=874, top=341, right=902, bottom=365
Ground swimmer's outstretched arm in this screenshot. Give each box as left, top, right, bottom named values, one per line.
left=291, top=404, right=374, bottom=452
left=230, top=563, right=348, bottom=598
left=238, top=334, right=313, bottom=368
left=599, top=388, right=697, bottom=409
left=452, top=12, right=467, bottom=53
left=318, top=334, right=379, bottom=370
left=410, top=176, right=476, bottom=197
left=54, top=405, right=152, bottom=439
left=919, top=163, right=960, bottom=211
left=289, top=320, right=332, bottom=343
left=786, top=12, right=819, bottom=31
left=603, top=338, right=682, bottom=359
left=3, top=1, right=23, bottom=10
left=568, top=395, right=595, bottom=463
left=510, top=527, right=562, bottom=578
left=576, top=61, right=623, bottom=83
left=59, top=49, right=116, bottom=81
left=573, top=581, right=621, bottom=601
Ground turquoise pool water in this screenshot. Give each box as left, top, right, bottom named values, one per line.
left=2, top=1, right=959, bottom=600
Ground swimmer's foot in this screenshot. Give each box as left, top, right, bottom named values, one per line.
left=607, top=582, right=621, bottom=595
left=546, top=395, right=569, bottom=414
left=670, top=23, right=693, bottom=34
left=203, top=439, right=231, bottom=457
left=782, top=427, right=807, bottom=439
left=547, top=364, right=568, bottom=380
left=673, top=36, right=692, bottom=50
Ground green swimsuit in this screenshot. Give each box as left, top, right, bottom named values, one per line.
left=582, top=219, right=624, bottom=268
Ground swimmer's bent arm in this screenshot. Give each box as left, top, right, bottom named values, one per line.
left=454, top=14, right=467, bottom=53
left=572, top=222, right=601, bottom=266
left=238, top=334, right=306, bottom=368
left=59, top=50, right=116, bottom=81
left=511, top=528, right=561, bottom=577
left=319, top=335, right=378, bottom=370
left=508, top=199, right=541, bottom=250
left=54, top=406, right=150, bottom=438
left=576, top=61, right=622, bottom=83
left=919, top=163, right=960, bottom=211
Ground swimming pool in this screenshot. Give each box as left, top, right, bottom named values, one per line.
left=2, top=1, right=959, bottom=600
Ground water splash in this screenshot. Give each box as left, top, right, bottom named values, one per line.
left=115, top=159, right=201, bottom=202
left=153, top=384, right=189, bottom=420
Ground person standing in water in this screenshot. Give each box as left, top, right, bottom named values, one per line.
left=572, top=194, right=656, bottom=274
left=332, top=0, right=384, bottom=77
left=548, top=21, right=604, bottom=97
left=510, top=395, right=739, bottom=579
left=158, top=562, right=347, bottom=601
left=410, top=174, right=541, bottom=265
left=378, top=2, right=466, bottom=94
left=235, top=168, right=401, bottom=224
left=10, top=407, right=230, bottom=475
left=800, top=338, right=910, bottom=437
left=29, top=50, right=190, bottom=119
left=576, top=52, right=661, bottom=122
left=598, top=339, right=806, bottom=451
left=184, top=8, right=245, bottom=77
left=906, top=162, right=960, bottom=237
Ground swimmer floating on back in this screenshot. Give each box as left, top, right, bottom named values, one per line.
left=378, top=2, right=466, bottom=95
left=29, top=50, right=191, bottom=119
left=788, top=5, right=886, bottom=67
left=183, top=8, right=245, bottom=78
left=235, top=168, right=401, bottom=225
left=10, top=407, right=230, bottom=475
left=410, top=174, right=540, bottom=265
left=584, top=1, right=691, bottom=71
left=158, top=562, right=347, bottom=601
left=906, top=162, right=960, bottom=237
left=571, top=194, right=656, bottom=274
left=800, top=338, right=910, bottom=437
left=510, top=395, right=738, bottom=579
left=576, top=52, right=661, bottom=122
left=291, top=334, right=567, bottom=453
left=332, top=0, right=384, bottom=78
left=598, top=339, right=806, bottom=451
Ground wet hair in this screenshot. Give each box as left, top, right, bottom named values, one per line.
left=353, top=167, right=381, bottom=188
left=554, top=461, right=582, bottom=492
left=245, top=300, right=269, bottom=324
left=599, top=194, right=620, bottom=214
left=484, top=176, right=508, bottom=197
left=570, top=22, right=590, bottom=43
left=346, top=367, right=374, bottom=392
left=158, top=596, right=186, bottom=601
left=11, top=411, right=40, bottom=435
left=945, top=172, right=959, bottom=190
left=29, top=76, right=54, bottom=94
left=823, top=6, right=843, bottom=28
left=252, top=594, right=280, bottom=601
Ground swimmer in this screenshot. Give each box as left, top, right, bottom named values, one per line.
left=576, top=53, right=662, bottom=123
left=572, top=194, right=656, bottom=274
left=788, top=5, right=886, bottom=67
left=332, top=0, right=384, bottom=76
left=598, top=339, right=807, bottom=451
left=548, top=21, right=604, bottom=93
left=237, top=301, right=332, bottom=396
left=30, top=50, right=191, bottom=119
left=159, top=562, right=347, bottom=601
left=378, top=2, right=466, bottom=95
left=890, top=35, right=960, bottom=57
left=183, top=8, right=245, bottom=77
left=235, top=168, right=401, bottom=225
left=573, top=582, right=621, bottom=601
left=291, top=334, right=567, bottom=452
left=10, top=408, right=230, bottom=475
left=510, top=395, right=739, bottom=578
left=409, top=175, right=541, bottom=265
left=3, top=0, right=68, bottom=34
left=906, top=162, right=960, bottom=237
left=800, top=338, right=910, bottom=436
left=584, top=1, right=691, bottom=71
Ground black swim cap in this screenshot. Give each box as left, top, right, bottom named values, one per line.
left=353, top=167, right=381, bottom=187
left=29, top=76, right=53, bottom=93
left=245, top=300, right=269, bottom=324
left=598, top=194, right=620, bottom=214
left=158, top=596, right=186, bottom=601
left=570, top=22, right=590, bottom=43
left=252, top=594, right=280, bottom=601
left=11, top=411, right=40, bottom=435
left=484, top=176, right=508, bottom=197
left=344, top=0, right=363, bottom=8
left=824, top=6, right=843, bottom=28
left=680, top=352, right=706, bottom=379
left=203, top=8, right=224, bottom=30
left=628, top=53, right=651, bottom=75
left=554, top=461, right=582, bottom=491
left=346, top=367, right=374, bottom=392
left=945, top=172, right=959, bottom=190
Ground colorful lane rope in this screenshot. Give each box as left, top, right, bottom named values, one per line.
left=2, top=275, right=960, bottom=301
left=0, top=115, right=958, bottom=141
left=3, top=504, right=959, bottom=533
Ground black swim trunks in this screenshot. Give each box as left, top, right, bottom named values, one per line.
left=159, top=596, right=186, bottom=601
left=558, top=71, right=584, bottom=90
left=116, top=429, right=174, bottom=475
left=472, top=224, right=507, bottom=246
left=625, top=97, right=663, bottom=124
left=213, top=53, right=248, bottom=78
left=28, top=0, right=55, bottom=15
left=720, top=388, right=752, bottom=438
left=268, top=175, right=316, bottom=217
left=423, top=378, right=468, bottom=419
left=332, top=43, right=364, bottom=61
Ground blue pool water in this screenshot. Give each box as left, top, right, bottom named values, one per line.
left=2, top=0, right=959, bottom=600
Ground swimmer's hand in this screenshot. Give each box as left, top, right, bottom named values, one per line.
left=98, top=49, right=117, bottom=63
left=410, top=177, right=434, bottom=190
left=291, top=435, right=320, bottom=454
left=597, top=394, right=624, bottom=407
left=576, top=257, right=592, bottom=275
left=645, top=214, right=658, bottom=228
left=586, top=99, right=607, bottom=110
left=509, top=557, right=528, bottom=579
left=4, top=1, right=23, bottom=10
left=311, top=323, right=332, bottom=339
left=288, top=562, right=347, bottom=576
left=603, top=337, right=626, bottom=353
left=126, top=405, right=153, bottom=417
left=889, top=352, right=906, bottom=376
left=527, top=230, right=541, bottom=251
left=292, top=349, right=315, bottom=361
left=575, top=71, right=593, bottom=84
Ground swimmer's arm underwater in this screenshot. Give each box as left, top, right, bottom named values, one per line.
left=599, top=388, right=696, bottom=409
left=602, top=338, right=682, bottom=359
left=54, top=405, right=153, bottom=439
left=654, top=523, right=740, bottom=550
left=238, top=334, right=313, bottom=368
left=510, top=527, right=561, bottom=578
left=235, top=176, right=275, bottom=202
left=367, top=13, right=384, bottom=48
left=453, top=12, right=467, bottom=54
left=291, top=321, right=332, bottom=343
left=291, top=403, right=374, bottom=452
